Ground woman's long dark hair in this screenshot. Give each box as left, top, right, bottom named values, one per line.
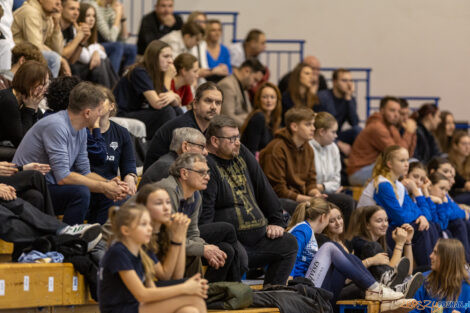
left=126, top=40, right=170, bottom=93
left=136, top=184, right=172, bottom=262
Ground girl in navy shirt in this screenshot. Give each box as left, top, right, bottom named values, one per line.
left=287, top=199, right=408, bottom=306
left=136, top=184, right=190, bottom=281
left=114, top=40, right=182, bottom=139
left=346, top=206, right=423, bottom=298
left=411, top=239, right=470, bottom=313
left=99, top=202, right=208, bottom=313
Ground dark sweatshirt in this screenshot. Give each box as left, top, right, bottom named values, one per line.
left=259, top=128, right=317, bottom=201
left=200, top=145, right=285, bottom=247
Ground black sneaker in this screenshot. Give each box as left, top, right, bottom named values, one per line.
left=79, top=225, right=102, bottom=252
left=395, top=272, right=424, bottom=298
left=381, top=257, right=410, bottom=288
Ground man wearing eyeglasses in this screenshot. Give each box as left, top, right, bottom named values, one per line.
left=144, top=81, right=223, bottom=172
left=139, top=127, right=207, bottom=189
left=200, top=115, right=298, bottom=286
left=154, top=152, right=242, bottom=282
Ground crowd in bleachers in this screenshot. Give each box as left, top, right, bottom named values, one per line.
left=1, top=0, right=470, bottom=312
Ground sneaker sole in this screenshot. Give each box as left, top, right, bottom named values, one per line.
left=390, top=257, right=410, bottom=288
left=380, top=300, right=417, bottom=313
left=80, top=225, right=103, bottom=252
left=403, top=273, right=424, bottom=298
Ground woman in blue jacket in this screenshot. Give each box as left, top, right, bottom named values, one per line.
left=411, top=238, right=470, bottom=313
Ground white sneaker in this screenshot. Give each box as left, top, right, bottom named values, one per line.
left=380, top=298, right=417, bottom=312
left=59, top=223, right=102, bottom=252
left=59, top=223, right=101, bottom=236
left=366, top=283, right=404, bottom=301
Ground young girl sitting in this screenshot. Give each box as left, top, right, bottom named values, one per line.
left=411, top=239, right=470, bottom=313
left=98, top=202, right=208, bottom=313
left=309, top=111, right=355, bottom=227
left=136, top=184, right=190, bottom=282
left=427, top=172, right=470, bottom=262
left=287, top=199, right=411, bottom=309
left=171, top=53, right=199, bottom=107
left=357, top=145, right=438, bottom=269
left=345, top=205, right=423, bottom=297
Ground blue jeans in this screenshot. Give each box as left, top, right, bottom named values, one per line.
left=306, top=242, right=375, bottom=298
left=88, top=192, right=128, bottom=225
left=338, top=125, right=362, bottom=146
left=101, top=41, right=137, bottom=74
left=348, top=162, right=375, bottom=186
left=42, top=50, right=61, bottom=78
left=48, top=184, right=91, bottom=225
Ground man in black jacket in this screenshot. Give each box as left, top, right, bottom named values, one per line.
left=144, top=82, right=223, bottom=171
left=137, top=0, right=183, bottom=55
left=200, top=115, right=298, bottom=286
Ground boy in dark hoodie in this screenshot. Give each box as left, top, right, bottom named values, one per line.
left=259, top=107, right=321, bottom=214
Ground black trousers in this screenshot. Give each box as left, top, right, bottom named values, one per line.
left=241, top=232, right=298, bottom=286
left=0, top=198, right=66, bottom=243
left=0, top=170, right=55, bottom=216
left=199, top=222, right=245, bottom=282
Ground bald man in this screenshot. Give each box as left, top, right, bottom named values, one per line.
left=278, top=55, right=327, bottom=94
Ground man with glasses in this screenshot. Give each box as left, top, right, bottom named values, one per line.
left=317, top=68, right=361, bottom=156
left=139, top=127, right=207, bottom=189
left=154, top=152, right=242, bottom=282
left=144, top=82, right=223, bottom=171
left=200, top=115, right=298, bottom=286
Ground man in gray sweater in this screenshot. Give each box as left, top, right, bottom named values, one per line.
left=13, top=82, right=126, bottom=225
left=154, top=152, right=244, bottom=282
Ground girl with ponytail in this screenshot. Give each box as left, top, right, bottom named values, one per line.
left=288, top=199, right=412, bottom=309
left=358, top=145, right=438, bottom=270
left=98, top=202, right=208, bottom=313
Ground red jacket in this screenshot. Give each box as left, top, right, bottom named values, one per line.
left=347, top=112, right=416, bottom=175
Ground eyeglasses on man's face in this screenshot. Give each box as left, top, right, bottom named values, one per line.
left=185, top=168, right=210, bottom=177
left=216, top=135, right=240, bottom=144
left=187, top=141, right=206, bottom=150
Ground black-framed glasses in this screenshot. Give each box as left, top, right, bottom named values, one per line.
left=187, top=141, right=206, bottom=150
left=185, top=168, right=210, bottom=177
left=216, top=135, right=240, bottom=144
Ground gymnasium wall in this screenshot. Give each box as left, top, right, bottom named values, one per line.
left=128, top=0, right=470, bottom=120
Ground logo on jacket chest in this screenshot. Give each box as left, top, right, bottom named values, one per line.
left=110, top=142, right=118, bottom=150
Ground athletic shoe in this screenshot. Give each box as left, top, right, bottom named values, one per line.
left=59, top=223, right=102, bottom=252
left=380, top=298, right=417, bottom=312
left=395, top=272, right=424, bottom=298
left=381, top=257, right=410, bottom=288
left=366, top=283, right=404, bottom=301
left=59, top=223, right=101, bottom=237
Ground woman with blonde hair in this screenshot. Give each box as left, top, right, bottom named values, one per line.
left=357, top=145, right=439, bottom=269
left=241, top=82, right=282, bottom=154
left=411, top=239, right=470, bottom=313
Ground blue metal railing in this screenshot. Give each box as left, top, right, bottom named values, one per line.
left=124, top=3, right=304, bottom=82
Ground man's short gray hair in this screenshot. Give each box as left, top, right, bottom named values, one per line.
left=169, top=127, right=206, bottom=153
left=169, top=153, right=206, bottom=178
